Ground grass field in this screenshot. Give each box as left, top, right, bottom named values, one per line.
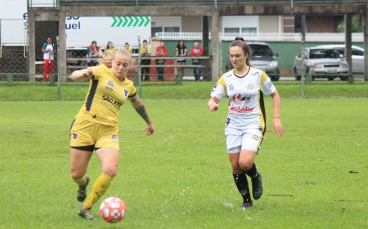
left=1, top=80, right=368, bottom=101
left=0, top=88, right=367, bottom=228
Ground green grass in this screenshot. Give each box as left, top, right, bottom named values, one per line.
left=0, top=98, right=367, bottom=228
left=1, top=80, right=368, bottom=101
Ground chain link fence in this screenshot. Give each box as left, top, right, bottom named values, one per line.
left=0, top=19, right=29, bottom=81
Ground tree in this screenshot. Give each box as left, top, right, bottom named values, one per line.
left=337, top=14, right=363, bottom=32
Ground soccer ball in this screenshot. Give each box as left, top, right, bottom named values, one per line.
left=99, top=197, right=127, bottom=223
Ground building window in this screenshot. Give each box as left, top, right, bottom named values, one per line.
left=224, top=28, right=240, bottom=37
left=224, top=28, right=240, bottom=33
left=241, top=28, right=257, bottom=37
left=164, top=27, right=180, bottom=33
left=151, top=27, right=163, bottom=38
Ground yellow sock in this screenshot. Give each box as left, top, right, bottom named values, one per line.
left=72, top=175, right=86, bottom=187
left=82, top=173, right=114, bottom=210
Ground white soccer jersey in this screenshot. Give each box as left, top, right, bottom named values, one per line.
left=210, top=67, right=276, bottom=133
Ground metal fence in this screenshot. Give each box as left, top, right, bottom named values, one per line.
left=0, top=19, right=29, bottom=81
left=27, top=0, right=368, bottom=7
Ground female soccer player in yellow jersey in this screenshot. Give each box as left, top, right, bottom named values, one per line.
left=69, top=48, right=155, bottom=220
left=208, top=37, right=284, bottom=209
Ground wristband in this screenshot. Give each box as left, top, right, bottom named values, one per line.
left=273, top=117, right=279, bottom=118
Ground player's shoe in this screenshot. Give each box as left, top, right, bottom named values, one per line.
left=251, top=172, right=263, bottom=200
left=77, top=176, right=90, bottom=202
left=79, top=208, right=97, bottom=221
left=240, top=199, right=253, bottom=209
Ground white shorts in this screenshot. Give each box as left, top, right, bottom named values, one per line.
left=226, top=128, right=263, bottom=154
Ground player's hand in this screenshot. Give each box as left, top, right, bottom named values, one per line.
left=84, top=68, right=94, bottom=78
left=273, top=117, right=284, bottom=137
left=145, top=123, right=155, bottom=136
left=208, top=100, right=219, bottom=112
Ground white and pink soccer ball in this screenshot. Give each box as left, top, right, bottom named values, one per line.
left=99, top=197, right=127, bottom=223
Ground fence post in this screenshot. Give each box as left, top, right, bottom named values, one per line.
left=49, top=74, right=55, bottom=86
left=176, top=74, right=182, bottom=85
left=7, top=74, right=13, bottom=86
left=134, top=74, right=139, bottom=86
left=348, top=75, right=354, bottom=84
left=305, top=75, right=312, bottom=85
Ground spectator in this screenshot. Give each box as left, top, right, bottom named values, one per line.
left=41, top=37, right=56, bottom=82
left=104, top=41, right=116, bottom=56
left=175, top=40, right=187, bottom=77
left=125, top=42, right=133, bottom=54
left=190, top=42, right=203, bottom=81
left=140, top=40, right=151, bottom=81
left=86, top=41, right=101, bottom=66
left=155, top=41, right=167, bottom=81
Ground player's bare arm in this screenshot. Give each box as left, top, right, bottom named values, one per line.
left=70, top=69, right=94, bottom=81
left=270, top=90, right=284, bottom=137
left=208, top=97, right=220, bottom=112
left=129, top=95, right=155, bottom=135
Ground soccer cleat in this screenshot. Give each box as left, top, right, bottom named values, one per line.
left=251, top=172, right=263, bottom=200
left=79, top=208, right=97, bottom=220
left=240, top=199, right=253, bottom=209
left=77, top=176, right=90, bottom=202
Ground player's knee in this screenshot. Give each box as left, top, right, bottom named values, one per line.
left=239, top=160, right=253, bottom=171
left=70, top=170, right=84, bottom=180
left=231, top=164, right=243, bottom=174
left=103, top=167, right=118, bottom=177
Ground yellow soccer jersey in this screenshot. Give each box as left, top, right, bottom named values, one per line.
left=210, top=67, right=276, bottom=131
left=76, top=64, right=137, bottom=126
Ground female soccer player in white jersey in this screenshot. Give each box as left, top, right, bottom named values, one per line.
left=208, top=37, right=284, bottom=208
left=69, top=48, right=155, bottom=220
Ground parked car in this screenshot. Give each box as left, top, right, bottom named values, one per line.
left=316, top=44, right=364, bottom=74
left=293, top=47, right=350, bottom=81
left=226, top=41, right=280, bottom=81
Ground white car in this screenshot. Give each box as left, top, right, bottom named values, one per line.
left=293, top=47, right=350, bottom=81
left=316, top=44, right=364, bottom=74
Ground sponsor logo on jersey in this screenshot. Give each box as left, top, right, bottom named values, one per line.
left=102, top=94, right=123, bottom=108
left=230, top=106, right=254, bottom=113
left=232, top=93, right=251, bottom=104
left=106, top=80, right=114, bottom=91
left=112, top=135, right=119, bottom=141
left=267, top=81, right=274, bottom=88
left=72, top=133, right=78, bottom=139
left=247, top=84, right=255, bottom=89
left=124, top=89, right=129, bottom=98
left=229, top=84, right=234, bottom=91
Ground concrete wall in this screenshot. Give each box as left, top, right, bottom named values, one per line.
left=307, top=16, right=337, bottom=33
left=259, top=16, right=280, bottom=33
left=182, top=16, right=202, bottom=32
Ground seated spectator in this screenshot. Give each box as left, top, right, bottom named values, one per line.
left=105, top=41, right=116, bottom=57
left=125, top=42, right=133, bottom=54
left=86, top=41, right=101, bottom=66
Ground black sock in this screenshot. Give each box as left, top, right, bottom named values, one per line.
left=245, top=163, right=258, bottom=178
left=233, top=172, right=251, bottom=203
